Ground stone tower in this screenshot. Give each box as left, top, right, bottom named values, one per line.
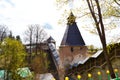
left=57, top=12, right=88, bottom=80
left=59, top=12, right=88, bottom=69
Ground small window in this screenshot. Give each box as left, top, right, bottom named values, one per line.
left=71, top=47, right=74, bottom=52
left=80, top=47, right=83, bottom=50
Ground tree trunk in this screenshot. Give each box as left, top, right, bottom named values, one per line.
left=86, top=0, right=116, bottom=78
left=35, top=33, right=38, bottom=55
left=102, top=41, right=116, bottom=78
left=96, top=0, right=116, bottom=77
left=29, top=35, right=32, bottom=64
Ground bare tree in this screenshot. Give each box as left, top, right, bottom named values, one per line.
left=33, top=24, right=47, bottom=55
left=24, top=25, right=34, bottom=63
left=8, top=31, right=15, bottom=39
left=86, top=0, right=115, bottom=78
left=0, top=25, right=8, bottom=41
left=24, top=24, right=48, bottom=63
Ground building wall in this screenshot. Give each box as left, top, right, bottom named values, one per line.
left=59, top=45, right=88, bottom=68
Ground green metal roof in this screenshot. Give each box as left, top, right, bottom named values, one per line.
left=0, top=67, right=32, bottom=79
left=0, top=70, right=4, bottom=78
left=17, top=67, right=32, bottom=78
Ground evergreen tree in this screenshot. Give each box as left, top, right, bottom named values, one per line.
left=16, top=35, right=21, bottom=42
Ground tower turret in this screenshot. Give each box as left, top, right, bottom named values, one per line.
left=58, top=11, right=88, bottom=80
left=61, top=12, right=85, bottom=46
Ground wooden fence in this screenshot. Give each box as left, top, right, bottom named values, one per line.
left=66, top=48, right=120, bottom=77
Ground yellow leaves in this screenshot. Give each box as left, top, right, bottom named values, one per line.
left=103, top=7, right=116, bottom=18
left=0, top=38, right=26, bottom=74
left=56, top=0, right=60, bottom=2
left=102, top=1, right=120, bottom=18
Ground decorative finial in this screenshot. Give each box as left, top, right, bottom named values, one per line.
left=67, top=12, right=76, bottom=25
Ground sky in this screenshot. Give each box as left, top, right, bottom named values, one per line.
left=0, top=0, right=120, bottom=48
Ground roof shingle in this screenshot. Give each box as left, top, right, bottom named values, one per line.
left=61, top=22, right=85, bottom=46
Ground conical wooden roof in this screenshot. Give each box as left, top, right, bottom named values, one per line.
left=61, top=12, right=85, bottom=46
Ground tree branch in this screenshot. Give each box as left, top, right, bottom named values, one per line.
left=95, top=0, right=106, bottom=43
left=114, top=0, right=120, bottom=6
left=86, top=0, right=103, bottom=42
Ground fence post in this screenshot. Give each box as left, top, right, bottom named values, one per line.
left=106, top=70, right=111, bottom=80
left=88, top=73, right=93, bottom=80
left=65, top=76, right=69, bottom=80
left=114, top=69, right=119, bottom=80
left=97, top=71, right=102, bottom=80
left=77, top=75, right=81, bottom=80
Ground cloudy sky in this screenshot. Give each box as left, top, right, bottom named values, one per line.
left=0, top=0, right=120, bottom=48
left=0, top=0, right=60, bottom=42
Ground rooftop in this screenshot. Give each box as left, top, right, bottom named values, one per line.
left=61, top=12, right=85, bottom=46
